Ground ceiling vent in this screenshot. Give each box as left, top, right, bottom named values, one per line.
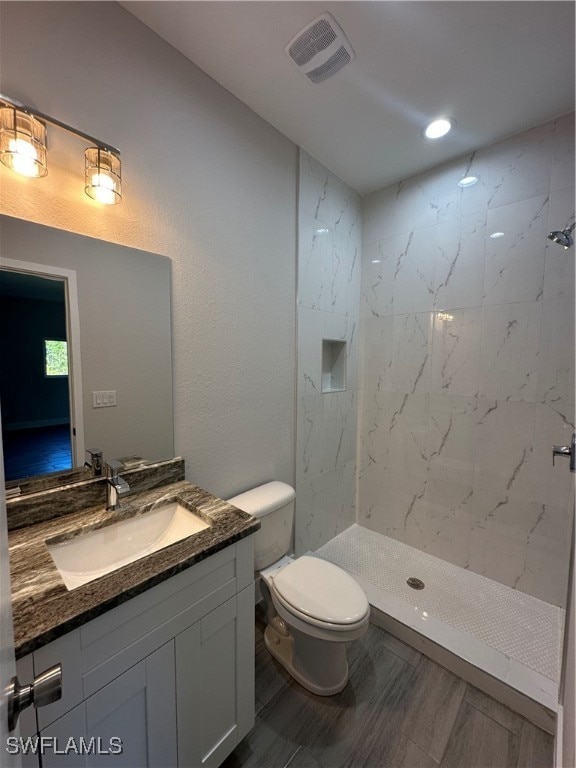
left=285, top=14, right=355, bottom=84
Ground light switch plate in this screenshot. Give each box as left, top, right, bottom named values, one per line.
left=92, top=390, right=117, bottom=408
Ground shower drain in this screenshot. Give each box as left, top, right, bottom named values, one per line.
left=407, top=577, right=425, bottom=590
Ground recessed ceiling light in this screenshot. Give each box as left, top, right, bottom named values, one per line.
left=458, top=176, right=478, bottom=188
left=489, top=232, right=505, bottom=239
left=371, top=259, right=381, bottom=264
left=423, top=118, right=453, bottom=140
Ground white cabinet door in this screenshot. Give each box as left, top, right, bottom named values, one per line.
left=41, top=642, right=177, bottom=768
left=16, top=655, right=39, bottom=768
left=176, top=585, right=254, bottom=768
left=0, top=439, right=20, bottom=768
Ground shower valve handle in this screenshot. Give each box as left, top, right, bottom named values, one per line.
left=552, top=433, right=576, bottom=471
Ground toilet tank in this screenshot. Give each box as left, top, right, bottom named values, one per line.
left=228, top=481, right=296, bottom=570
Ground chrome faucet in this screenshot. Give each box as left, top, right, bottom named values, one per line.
left=85, top=448, right=104, bottom=477
left=105, top=459, right=131, bottom=510
left=552, top=433, right=576, bottom=472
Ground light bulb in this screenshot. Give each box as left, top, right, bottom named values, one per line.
left=8, top=137, right=39, bottom=177
left=89, top=172, right=116, bottom=205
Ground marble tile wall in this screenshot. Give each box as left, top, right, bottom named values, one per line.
left=295, top=151, right=362, bottom=554
left=358, top=113, right=575, bottom=607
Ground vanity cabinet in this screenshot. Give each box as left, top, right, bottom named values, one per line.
left=41, top=642, right=177, bottom=768
left=176, top=586, right=255, bottom=768
left=19, top=537, right=255, bottom=768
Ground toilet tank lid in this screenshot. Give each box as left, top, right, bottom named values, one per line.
left=228, top=481, right=295, bottom=519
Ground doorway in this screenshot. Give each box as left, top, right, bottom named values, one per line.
left=0, top=261, right=84, bottom=482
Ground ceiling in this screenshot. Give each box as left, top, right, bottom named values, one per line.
left=123, top=1, right=575, bottom=195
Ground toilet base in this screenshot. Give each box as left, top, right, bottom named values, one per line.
left=264, top=621, right=349, bottom=696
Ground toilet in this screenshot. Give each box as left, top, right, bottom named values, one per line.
left=228, top=481, right=369, bottom=696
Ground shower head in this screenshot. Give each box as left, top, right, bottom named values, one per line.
left=548, top=222, right=575, bottom=249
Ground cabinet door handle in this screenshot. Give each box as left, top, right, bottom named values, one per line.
left=7, top=663, right=62, bottom=731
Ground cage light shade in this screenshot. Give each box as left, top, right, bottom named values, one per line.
left=85, top=147, right=121, bottom=204
left=0, top=106, right=47, bottom=178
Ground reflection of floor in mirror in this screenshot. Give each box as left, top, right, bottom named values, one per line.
left=2, top=423, right=72, bottom=481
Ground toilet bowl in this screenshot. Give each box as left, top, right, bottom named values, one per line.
left=228, top=482, right=369, bottom=696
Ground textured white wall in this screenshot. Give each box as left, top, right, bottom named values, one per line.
left=295, top=150, right=361, bottom=554
left=0, top=2, right=297, bottom=499
left=359, top=114, right=575, bottom=606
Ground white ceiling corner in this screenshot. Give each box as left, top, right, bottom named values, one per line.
left=121, top=1, right=575, bottom=195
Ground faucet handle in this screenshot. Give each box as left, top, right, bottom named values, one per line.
left=105, top=459, right=123, bottom=479
left=85, top=448, right=104, bottom=476
left=552, top=433, right=576, bottom=471
left=104, top=460, right=131, bottom=510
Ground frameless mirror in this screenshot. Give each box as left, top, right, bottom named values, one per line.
left=0, top=214, right=174, bottom=489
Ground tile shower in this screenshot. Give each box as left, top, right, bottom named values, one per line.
left=358, top=112, right=575, bottom=608
left=295, top=150, right=362, bottom=555
left=295, top=114, right=575, bottom=720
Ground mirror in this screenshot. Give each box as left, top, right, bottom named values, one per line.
left=0, top=214, right=174, bottom=489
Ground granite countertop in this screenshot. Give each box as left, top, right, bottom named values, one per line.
left=9, top=481, right=259, bottom=658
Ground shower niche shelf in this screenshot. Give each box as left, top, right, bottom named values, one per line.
left=322, top=339, right=346, bottom=393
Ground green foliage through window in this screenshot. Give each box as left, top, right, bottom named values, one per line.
left=44, top=339, right=69, bottom=377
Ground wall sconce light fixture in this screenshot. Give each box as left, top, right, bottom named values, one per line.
left=0, top=105, right=48, bottom=178
left=0, top=93, right=122, bottom=204
left=85, top=147, right=122, bottom=205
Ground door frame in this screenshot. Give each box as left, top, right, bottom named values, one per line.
left=0, top=258, right=85, bottom=469
left=0, top=424, right=20, bottom=765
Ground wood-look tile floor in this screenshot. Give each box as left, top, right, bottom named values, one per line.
left=3, top=424, right=72, bottom=481
left=223, top=616, right=554, bottom=768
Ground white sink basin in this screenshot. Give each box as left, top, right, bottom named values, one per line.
left=46, top=502, right=210, bottom=590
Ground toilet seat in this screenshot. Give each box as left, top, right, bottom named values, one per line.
left=267, top=555, right=369, bottom=633
left=271, top=587, right=369, bottom=633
